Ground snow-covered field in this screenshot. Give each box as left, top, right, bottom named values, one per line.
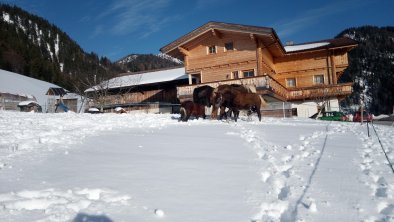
left=0, top=111, right=394, bottom=222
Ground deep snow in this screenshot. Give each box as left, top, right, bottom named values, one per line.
left=0, top=111, right=394, bottom=222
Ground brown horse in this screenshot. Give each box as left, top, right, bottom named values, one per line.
left=179, top=100, right=206, bottom=122
left=211, top=84, right=253, bottom=119
left=230, top=92, right=267, bottom=122
left=193, top=85, right=215, bottom=107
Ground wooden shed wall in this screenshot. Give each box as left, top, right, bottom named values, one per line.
left=103, top=88, right=178, bottom=105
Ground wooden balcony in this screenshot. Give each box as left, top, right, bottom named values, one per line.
left=176, top=75, right=353, bottom=102
left=288, top=83, right=353, bottom=100
left=177, top=75, right=289, bottom=101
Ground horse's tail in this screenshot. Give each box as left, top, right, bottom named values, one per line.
left=259, top=95, right=268, bottom=108
left=179, top=107, right=186, bottom=122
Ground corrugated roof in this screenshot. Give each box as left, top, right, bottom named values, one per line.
left=85, top=67, right=188, bottom=92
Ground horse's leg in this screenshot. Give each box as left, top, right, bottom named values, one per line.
left=257, top=107, right=261, bottom=122
left=179, top=107, right=186, bottom=122
left=226, top=108, right=232, bottom=119
left=211, top=106, right=218, bottom=119
left=233, top=109, right=239, bottom=122
left=219, top=106, right=226, bottom=120
left=185, top=112, right=191, bottom=122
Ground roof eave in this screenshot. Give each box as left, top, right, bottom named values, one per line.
left=160, top=21, right=274, bottom=55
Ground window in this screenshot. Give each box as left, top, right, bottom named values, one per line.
left=314, top=75, right=324, bottom=84
left=208, top=45, right=216, bottom=54
left=224, top=42, right=234, bottom=51
left=286, top=78, right=296, bottom=87
left=243, top=70, right=254, bottom=78
left=232, top=71, right=239, bottom=79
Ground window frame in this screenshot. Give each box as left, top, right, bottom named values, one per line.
left=286, top=78, right=297, bottom=87
left=224, top=42, right=234, bottom=52
left=207, top=45, right=217, bottom=54
left=232, top=71, right=239, bottom=79
left=314, top=74, right=324, bottom=85
left=243, top=70, right=255, bottom=78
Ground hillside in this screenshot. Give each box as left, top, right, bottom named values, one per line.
left=116, top=53, right=183, bottom=72
left=0, top=4, right=123, bottom=91
left=336, top=26, right=394, bottom=114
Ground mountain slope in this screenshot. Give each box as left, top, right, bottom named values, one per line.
left=116, top=53, right=183, bottom=72
left=0, top=4, right=123, bottom=91
left=337, top=26, right=394, bottom=114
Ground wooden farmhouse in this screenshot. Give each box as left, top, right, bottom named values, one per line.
left=160, top=21, right=358, bottom=117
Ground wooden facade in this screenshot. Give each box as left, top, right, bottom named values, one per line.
left=160, top=22, right=357, bottom=104
left=160, top=22, right=358, bottom=113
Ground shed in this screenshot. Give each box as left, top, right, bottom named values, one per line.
left=17, top=100, right=42, bottom=112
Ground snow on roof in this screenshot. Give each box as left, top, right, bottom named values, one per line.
left=284, top=42, right=330, bottom=53
left=85, top=67, right=187, bottom=92
left=18, top=100, right=39, bottom=106
left=0, top=69, right=59, bottom=106
left=62, top=92, right=80, bottom=100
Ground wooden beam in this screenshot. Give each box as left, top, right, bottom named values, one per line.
left=250, top=33, right=255, bottom=41
left=330, top=55, right=337, bottom=84
left=211, top=29, right=222, bottom=39
left=256, top=40, right=263, bottom=76
left=178, top=47, right=190, bottom=56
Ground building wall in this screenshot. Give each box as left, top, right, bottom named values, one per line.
left=273, top=50, right=349, bottom=88
left=186, top=33, right=258, bottom=83
left=291, top=98, right=340, bottom=118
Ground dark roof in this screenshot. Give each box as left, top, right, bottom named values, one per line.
left=46, top=87, right=68, bottom=96
left=160, top=21, right=283, bottom=56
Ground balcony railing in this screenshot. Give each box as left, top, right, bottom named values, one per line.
left=288, top=83, right=353, bottom=100
left=177, top=75, right=289, bottom=99
left=176, top=75, right=353, bottom=101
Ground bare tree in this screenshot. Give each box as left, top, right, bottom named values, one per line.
left=313, top=88, right=333, bottom=119
left=74, top=72, right=143, bottom=113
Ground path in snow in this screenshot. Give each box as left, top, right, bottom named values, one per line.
left=232, top=120, right=394, bottom=222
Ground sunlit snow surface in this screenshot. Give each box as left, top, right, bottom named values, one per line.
left=0, top=111, right=393, bottom=222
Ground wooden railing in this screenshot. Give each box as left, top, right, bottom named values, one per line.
left=288, top=83, right=353, bottom=100
left=177, top=76, right=352, bottom=101
left=177, top=75, right=289, bottom=99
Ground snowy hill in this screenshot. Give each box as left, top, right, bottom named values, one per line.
left=116, top=53, right=183, bottom=72
left=0, top=112, right=393, bottom=221
left=0, top=69, right=60, bottom=106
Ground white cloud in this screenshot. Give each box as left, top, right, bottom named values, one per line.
left=94, top=0, right=175, bottom=38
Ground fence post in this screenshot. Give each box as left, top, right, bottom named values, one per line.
left=367, top=121, right=370, bottom=137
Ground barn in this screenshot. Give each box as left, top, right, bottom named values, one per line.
left=84, top=67, right=189, bottom=113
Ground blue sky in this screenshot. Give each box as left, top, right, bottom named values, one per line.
left=1, top=0, right=393, bottom=61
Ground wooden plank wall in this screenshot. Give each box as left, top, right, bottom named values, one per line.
left=102, top=89, right=178, bottom=105
left=186, top=33, right=258, bottom=82
left=273, top=50, right=349, bottom=88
